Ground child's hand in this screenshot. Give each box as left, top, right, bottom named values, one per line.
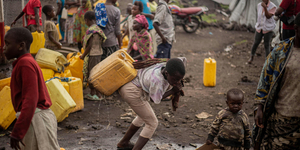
left=57, top=43, right=62, bottom=49
left=10, top=137, right=25, bottom=150
left=80, top=55, right=84, bottom=60
left=206, top=140, right=212, bottom=145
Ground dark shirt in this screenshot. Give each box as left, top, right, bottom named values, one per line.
left=10, top=53, right=52, bottom=140
left=280, top=0, right=300, bottom=29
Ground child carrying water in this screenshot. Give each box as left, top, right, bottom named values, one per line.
left=206, top=88, right=251, bottom=150
left=80, top=11, right=107, bottom=100
left=42, top=5, right=62, bottom=50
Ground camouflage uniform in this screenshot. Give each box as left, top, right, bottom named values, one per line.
left=207, top=108, right=251, bottom=150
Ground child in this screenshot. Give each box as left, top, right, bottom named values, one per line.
left=153, top=0, right=175, bottom=58
left=42, top=5, right=62, bottom=50
left=117, top=58, right=186, bottom=150
left=127, top=14, right=153, bottom=61
left=206, top=88, right=251, bottom=150
left=123, top=1, right=143, bottom=41
left=4, top=27, right=60, bottom=150
left=248, top=0, right=276, bottom=64
left=80, top=11, right=107, bottom=100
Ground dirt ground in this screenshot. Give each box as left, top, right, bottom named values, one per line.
left=0, top=0, right=268, bottom=149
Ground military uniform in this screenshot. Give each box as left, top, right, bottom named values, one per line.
left=207, top=108, right=251, bottom=150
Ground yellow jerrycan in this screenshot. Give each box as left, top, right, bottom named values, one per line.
left=30, top=31, right=45, bottom=54
left=41, top=68, right=55, bottom=81
left=0, top=77, right=11, bottom=91
left=35, top=48, right=68, bottom=72
left=56, top=24, right=62, bottom=40
left=0, top=86, right=16, bottom=130
left=203, top=57, right=217, bottom=87
left=121, top=36, right=129, bottom=49
left=89, top=49, right=137, bottom=96
left=46, top=79, right=76, bottom=122
left=66, top=53, right=84, bottom=81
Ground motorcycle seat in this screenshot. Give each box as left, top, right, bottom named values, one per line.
left=180, top=7, right=202, bottom=15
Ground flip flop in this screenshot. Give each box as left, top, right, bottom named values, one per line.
left=91, top=95, right=104, bottom=101
left=117, top=142, right=135, bottom=150
left=84, top=94, right=95, bottom=100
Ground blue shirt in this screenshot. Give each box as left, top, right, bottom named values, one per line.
left=133, top=0, right=154, bottom=30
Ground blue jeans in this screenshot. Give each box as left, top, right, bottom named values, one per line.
left=155, top=43, right=172, bottom=58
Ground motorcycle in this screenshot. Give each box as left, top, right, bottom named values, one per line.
left=169, top=4, right=209, bottom=33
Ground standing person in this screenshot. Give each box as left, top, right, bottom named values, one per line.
left=127, top=14, right=154, bottom=61
left=117, top=58, right=186, bottom=150
left=102, top=0, right=122, bottom=60
left=64, top=0, right=80, bottom=46
left=11, top=0, right=42, bottom=32
left=42, top=5, right=62, bottom=50
left=153, top=0, right=175, bottom=59
left=122, top=1, right=146, bottom=41
left=133, top=0, right=157, bottom=56
left=275, top=0, right=300, bottom=40
left=248, top=0, right=276, bottom=64
left=80, top=11, right=107, bottom=100
left=73, top=0, right=92, bottom=50
left=4, top=27, right=60, bottom=150
left=253, top=13, right=300, bottom=150
left=206, top=89, right=251, bottom=150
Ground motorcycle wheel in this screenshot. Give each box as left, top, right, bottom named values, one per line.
left=182, top=17, right=200, bottom=33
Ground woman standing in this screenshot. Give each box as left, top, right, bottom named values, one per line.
left=127, top=14, right=154, bottom=61
left=73, top=0, right=92, bottom=50
left=248, top=0, right=276, bottom=64
left=253, top=13, right=300, bottom=150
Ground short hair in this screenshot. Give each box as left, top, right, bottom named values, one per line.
left=227, top=88, right=244, bottom=101
left=6, top=27, right=33, bottom=50
left=84, top=11, right=96, bottom=21
left=42, top=5, right=53, bottom=15
left=295, top=12, right=300, bottom=26
left=166, top=58, right=185, bottom=76
left=134, top=1, right=143, bottom=12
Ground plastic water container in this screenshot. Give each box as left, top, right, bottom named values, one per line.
left=56, top=24, right=62, bottom=40
left=0, top=86, right=16, bottom=130
left=35, top=48, right=68, bottom=72
left=89, top=49, right=137, bottom=96
left=203, top=57, right=217, bottom=87
left=54, top=69, right=72, bottom=78
left=30, top=31, right=45, bottom=54
left=41, top=68, right=55, bottom=81
left=46, top=79, right=76, bottom=122
left=66, top=53, right=83, bottom=81
left=121, top=36, right=129, bottom=49
left=0, top=77, right=11, bottom=91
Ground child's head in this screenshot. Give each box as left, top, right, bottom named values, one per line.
left=84, top=11, right=96, bottom=27
left=165, top=58, right=185, bottom=86
left=4, top=27, right=33, bottom=60
left=226, top=88, right=244, bottom=114
left=127, top=3, right=133, bottom=15
left=262, top=0, right=269, bottom=4
left=132, top=1, right=143, bottom=17
left=42, top=5, right=55, bottom=18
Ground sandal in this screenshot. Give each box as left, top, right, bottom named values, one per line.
left=117, top=142, right=135, bottom=150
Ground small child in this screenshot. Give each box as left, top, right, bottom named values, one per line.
left=206, top=88, right=251, bottom=150
left=4, top=27, right=60, bottom=149
left=80, top=11, right=107, bottom=100
left=42, top=5, right=62, bottom=50
left=123, top=1, right=144, bottom=41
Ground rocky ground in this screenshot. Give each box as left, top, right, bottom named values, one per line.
left=0, top=0, right=268, bottom=149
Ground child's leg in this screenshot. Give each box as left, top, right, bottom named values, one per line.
left=251, top=31, right=263, bottom=57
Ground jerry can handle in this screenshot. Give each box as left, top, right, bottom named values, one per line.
left=120, top=52, right=135, bottom=69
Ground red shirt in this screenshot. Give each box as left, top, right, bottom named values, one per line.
left=10, top=53, right=52, bottom=140
left=22, top=0, right=42, bottom=26
left=280, top=0, right=300, bottom=29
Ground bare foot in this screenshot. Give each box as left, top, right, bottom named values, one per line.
left=248, top=56, right=254, bottom=64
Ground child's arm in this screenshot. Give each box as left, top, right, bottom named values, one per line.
left=11, top=11, right=25, bottom=27
left=243, top=113, right=251, bottom=150
left=141, top=12, right=154, bottom=20
left=34, top=7, right=41, bottom=32
left=48, top=31, right=62, bottom=49
left=122, top=28, right=129, bottom=40
left=206, top=112, right=222, bottom=145
left=80, top=35, right=93, bottom=60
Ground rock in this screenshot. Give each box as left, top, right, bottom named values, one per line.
left=182, top=120, right=187, bottom=124
left=216, top=103, right=222, bottom=107
left=65, top=125, right=79, bottom=130
left=216, top=107, right=223, bottom=110
left=189, top=143, right=197, bottom=148
left=163, top=112, right=171, bottom=118
left=191, top=123, right=197, bottom=129
left=116, top=122, right=121, bottom=127
left=156, top=144, right=173, bottom=150
left=195, top=112, right=213, bottom=119
left=173, top=124, right=178, bottom=127
left=120, top=117, right=131, bottom=120
left=185, top=115, right=190, bottom=120
left=57, top=127, right=63, bottom=131
left=78, top=141, right=83, bottom=145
